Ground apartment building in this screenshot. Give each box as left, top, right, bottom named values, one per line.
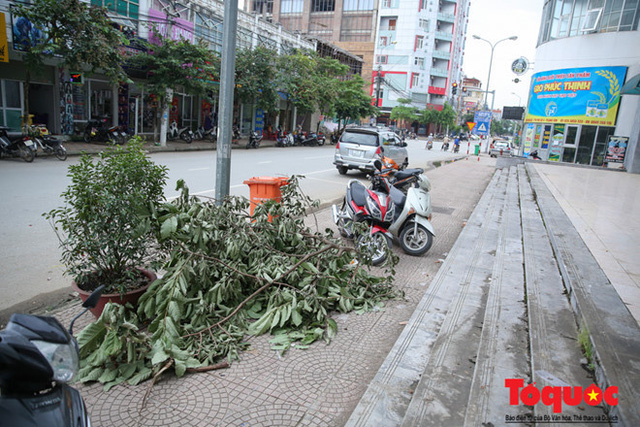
left=373, top=0, right=470, bottom=119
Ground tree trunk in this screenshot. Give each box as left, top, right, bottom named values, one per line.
left=23, top=70, right=31, bottom=131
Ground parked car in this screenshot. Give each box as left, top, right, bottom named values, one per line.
left=490, top=139, right=512, bottom=157
left=334, top=127, right=408, bottom=175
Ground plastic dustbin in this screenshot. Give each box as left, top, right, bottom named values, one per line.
left=243, top=176, right=289, bottom=215
left=474, top=144, right=480, bottom=155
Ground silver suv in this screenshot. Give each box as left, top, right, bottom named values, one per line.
left=333, top=127, right=408, bottom=175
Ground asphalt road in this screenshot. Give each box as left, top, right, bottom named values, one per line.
left=0, top=140, right=461, bottom=313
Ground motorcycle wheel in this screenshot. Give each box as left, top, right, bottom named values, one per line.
left=83, top=131, right=91, bottom=143
left=181, top=133, right=193, bottom=144
left=246, top=142, right=252, bottom=149
left=399, top=221, right=433, bottom=256
left=107, top=134, right=118, bottom=145
left=356, top=231, right=391, bottom=266
left=19, top=144, right=35, bottom=163
left=55, top=146, right=68, bottom=161
left=317, top=138, right=325, bottom=146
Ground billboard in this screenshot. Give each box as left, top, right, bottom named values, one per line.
left=525, top=66, right=627, bottom=127
left=148, top=9, right=194, bottom=43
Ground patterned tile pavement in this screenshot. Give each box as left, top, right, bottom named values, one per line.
left=46, top=157, right=497, bottom=426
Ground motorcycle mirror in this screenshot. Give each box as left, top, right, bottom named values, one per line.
left=373, top=159, right=383, bottom=171
left=83, top=285, right=106, bottom=309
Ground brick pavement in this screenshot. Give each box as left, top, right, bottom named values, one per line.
left=47, top=157, right=496, bottom=426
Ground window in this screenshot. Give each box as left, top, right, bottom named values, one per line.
left=312, top=0, right=335, bottom=12
left=582, top=8, right=603, bottom=31
left=91, top=0, right=139, bottom=19
left=415, top=35, right=424, bottom=50
left=382, top=0, right=392, bottom=7
left=414, top=57, right=425, bottom=68
left=376, top=55, right=388, bottom=64
left=388, top=19, right=397, bottom=30
left=252, top=0, right=273, bottom=14
left=344, top=0, right=374, bottom=10
left=419, top=18, right=430, bottom=31
left=411, top=73, right=420, bottom=88
left=195, top=13, right=223, bottom=52
left=420, top=0, right=428, bottom=10
left=379, top=36, right=388, bottom=46
left=281, top=0, right=304, bottom=14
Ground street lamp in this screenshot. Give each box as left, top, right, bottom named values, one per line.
left=472, top=35, right=517, bottom=111
left=511, top=92, right=522, bottom=106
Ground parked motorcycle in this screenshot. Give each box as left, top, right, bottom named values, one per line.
left=379, top=157, right=425, bottom=193
left=246, top=130, right=263, bottom=149
left=332, top=160, right=435, bottom=264
left=194, top=125, right=216, bottom=142
left=83, top=118, right=124, bottom=144
left=276, top=129, right=295, bottom=147
left=0, top=126, right=36, bottom=162
left=316, top=131, right=326, bottom=146
left=529, top=150, right=541, bottom=160
left=0, top=285, right=105, bottom=426
left=167, top=121, right=193, bottom=143
left=330, top=131, right=340, bottom=145
left=26, top=124, right=67, bottom=161
left=295, top=131, right=320, bottom=146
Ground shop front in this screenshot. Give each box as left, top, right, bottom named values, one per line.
left=524, top=66, right=628, bottom=168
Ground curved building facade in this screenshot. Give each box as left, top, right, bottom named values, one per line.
left=525, top=0, right=640, bottom=173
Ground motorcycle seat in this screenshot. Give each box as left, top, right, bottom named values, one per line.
left=347, top=181, right=368, bottom=207
left=389, top=185, right=406, bottom=210
left=394, top=168, right=423, bottom=180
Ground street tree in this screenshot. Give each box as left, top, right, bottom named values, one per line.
left=313, top=56, right=349, bottom=131
left=275, top=50, right=320, bottom=130
left=334, top=75, right=378, bottom=131
left=437, top=102, right=457, bottom=131
left=390, top=98, right=418, bottom=129
left=419, top=106, right=439, bottom=133
left=127, top=34, right=219, bottom=145
left=12, top=0, right=127, bottom=125
left=235, top=46, right=279, bottom=116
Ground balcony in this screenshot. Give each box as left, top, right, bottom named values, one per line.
left=432, top=50, right=451, bottom=60
left=437, top=12, right=455, bottom=24
left=435, top=31, right=453, bottom=42
left=428, top=85, right=446, bottom=95
left=430, top=67, right=448, bottom=78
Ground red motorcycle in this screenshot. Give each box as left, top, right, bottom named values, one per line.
left=331, top=161, right=396, bottom=265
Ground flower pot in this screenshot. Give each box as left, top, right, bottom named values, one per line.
left=71, top=269, right=157, bottom=318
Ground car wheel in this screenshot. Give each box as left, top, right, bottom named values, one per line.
left=399, top=221, right=433, bottom=256
left=338, top=166, right=348, bottom=175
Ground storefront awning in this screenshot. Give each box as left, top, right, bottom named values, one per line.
left=621, top=73, right=640, bottom=95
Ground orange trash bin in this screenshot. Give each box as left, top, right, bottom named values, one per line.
left=243, top=176, right=290, bottom=215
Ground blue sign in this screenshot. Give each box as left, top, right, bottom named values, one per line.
left=474, top=111, right=492, bottom=136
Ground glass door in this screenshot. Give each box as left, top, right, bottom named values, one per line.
left=562, top=125, right=579, bottom=163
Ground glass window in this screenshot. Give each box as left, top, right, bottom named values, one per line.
left=342, top=131, right=378, bottom=146
left=344, top=0, right=374, bottom=11
left=412, top=73, right=420, bottom=87
left=312, top=0, right=335, bottom=12
left=281, top=0, right=304, bottom=14
left=388, top=19, right=397, bottom=30
left=92, top=0, right=139, bottom=19
left=415, top=57, right=425, bottom=68
left=592, top=126, right=615, bottom=165
left=416, top=36, right=424, bottom=50
left=576, top=125, right=596, bottom=164
left=419, top=19, right=429, bottom=31
left=252, top=0, right=274, bottom=14
left=4, top=80, right=21, bottom=109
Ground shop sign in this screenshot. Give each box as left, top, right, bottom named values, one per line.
left=0, top=13, right=8, bottom=62
left=148, top=9, right=194, bottom=44
left=605, top=136, right=628, bottom=163
left=525, top=66, right=627, bottom=127
left=523, top=123, right=535, bottom=156
left=549, top=125, right=564, bottom=162
left=511, top=57, right=529, bottom=75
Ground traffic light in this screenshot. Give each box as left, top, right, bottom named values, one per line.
left=462, top=86, right=467, bottom=93
left=452, top=82, right=458, bottom=95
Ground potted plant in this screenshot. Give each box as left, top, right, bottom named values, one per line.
left=45, top=138, right=168, bottom=317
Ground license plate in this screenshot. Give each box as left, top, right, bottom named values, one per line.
left=350, top=149, right=364, bottom=158
left=24, top=139, right=35, bottom=147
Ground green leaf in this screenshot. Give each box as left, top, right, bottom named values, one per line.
left=175, top=359, right=187, bottom=377
left=76, top=321, right=107, bottom=357
left=291, top=309, right=303, bottom=327
left=128, top=367, right=153, bottom=386
left=151, top=348, right=170, bottom=366
left=161, top=215, right=178, bottom=239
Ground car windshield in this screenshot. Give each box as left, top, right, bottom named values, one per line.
left=495, top=142, right=509, bottom=148
left=341, top=132, right=378, bottom=146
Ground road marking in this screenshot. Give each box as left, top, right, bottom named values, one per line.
left=188, top=167, right=210, bottom=171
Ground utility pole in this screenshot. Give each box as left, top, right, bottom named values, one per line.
left=214, top=0, right=239, bottom=204
left=158, top=2, right=182, bottom=147
left=375, top=65, right=382, bottom=124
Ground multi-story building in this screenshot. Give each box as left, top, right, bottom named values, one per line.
left=461, top=76, right=482, bottom=116
left=525, top=0, right=640, bottom=172
left=248, top=0, right=378, bottom=98
left=372, top=0, right=470, bottom=123
left=0, top=0, right=354, bottom=136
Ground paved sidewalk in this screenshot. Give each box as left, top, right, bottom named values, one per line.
left=48, top=156, right=497, bottom=426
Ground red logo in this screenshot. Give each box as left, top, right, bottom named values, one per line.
left=505, top=379, right=618, bottom=413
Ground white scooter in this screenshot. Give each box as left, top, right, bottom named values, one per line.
left=333, top=160, right=435, bottom=259
left=383, top=161, right=435, bottom=255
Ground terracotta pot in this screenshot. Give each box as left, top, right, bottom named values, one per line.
left=71, top=269, right=157, bottom=318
